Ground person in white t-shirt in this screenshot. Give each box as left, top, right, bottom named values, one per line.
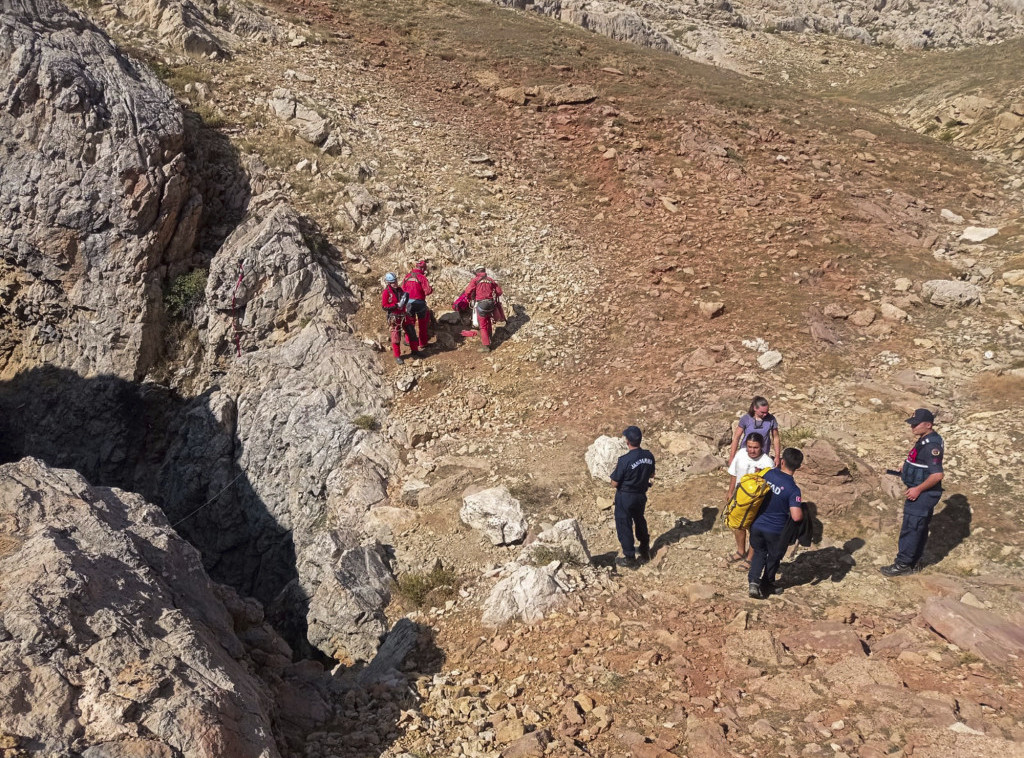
left=725, top=432, right=774, bottom=567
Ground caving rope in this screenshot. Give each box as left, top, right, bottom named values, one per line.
left=170, top=471, right=246, bottom=528
left=231, top=261, right=244, bottom=357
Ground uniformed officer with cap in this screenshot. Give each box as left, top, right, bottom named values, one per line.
left=610, top=426, right=656, bottom=569
left=880, top=408, right=945, bottom=576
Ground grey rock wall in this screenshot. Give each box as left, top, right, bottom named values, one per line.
left=0, top=0, right=201, bottom=380
left=0, top=458, right=297, bottom=757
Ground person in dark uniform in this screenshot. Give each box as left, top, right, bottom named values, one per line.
left=610, top=426, right=656, bottom=569
left=881, top=408, right=945, bottom=577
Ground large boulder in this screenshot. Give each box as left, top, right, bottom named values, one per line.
left=291, top=533, right=392, bottom=664
left=482, top=563, right=566, bottom=626
left=585, top=435, right=626, bottom=479
left=204, top=195, right=356, bottom=353
left=0, top=457, right=329, bottom=757
left=922, top=280, right=981, bottom=308
left=796, top=439, right=859, bottom=517
left=461, top=486, right=528, bottom=545
left=0, top=0, right=201, bottom=380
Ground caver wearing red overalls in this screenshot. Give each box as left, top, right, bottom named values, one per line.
left=402, top=260, right=433, bottom=349
left=381, top=273, right=419, bottom=364
left=460, top=266, right=503, bottom=352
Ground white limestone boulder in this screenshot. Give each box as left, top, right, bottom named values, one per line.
left=460, top=486, right=528, bottom=545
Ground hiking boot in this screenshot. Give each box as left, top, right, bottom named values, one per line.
left=638, top=547, right=651, bottom=564
left=879, top=562, right=917, bottom=577
left=395, top=357, right=405, bottom=365
left=748, top=582, right=763, bottom=599
left=479, top=345, right=491, bottom=353
left=615, top=555, right=639, bottom=571
left=760, top=581, right=777, bottom=597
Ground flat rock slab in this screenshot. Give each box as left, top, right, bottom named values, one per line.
left=536, top=84, right=596, bottom=106
left=780, top=622, right=866, bottom=656
left=920, top=597, right=1024, bottom=666
left=960, top=226, right=999, bottom=243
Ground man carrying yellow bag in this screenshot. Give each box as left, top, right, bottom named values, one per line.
left=723, top=432, right=774, bottom=569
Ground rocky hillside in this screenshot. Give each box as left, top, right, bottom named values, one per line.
left=1, top=0, right=1024, bottom=755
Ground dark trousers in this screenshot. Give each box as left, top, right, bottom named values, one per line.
left=896, top=490, right=941, bottom=567
left=614, top=491, right=649, bottom=558
left=748, top=528, right=785, bottom=589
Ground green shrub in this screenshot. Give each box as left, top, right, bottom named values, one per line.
left=353, top=414, right=379, bottom=431
left=781, top=426, right=815, bottom=448
left=165, top=269, right=208, bottom=321
left=395, top=564, right=459, bottom=608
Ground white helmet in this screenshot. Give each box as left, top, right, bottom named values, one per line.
left=384, top=272, right=397, bottom=284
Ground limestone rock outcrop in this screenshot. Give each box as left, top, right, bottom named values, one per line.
left=482, top=563, right=567, bottom=626
left=0, top=457, right=335, bottom=757
left=0, top=0, right=200, bottom=380
left=461, top=486, right=529, bottom=545
left=585, top=435, right=626, bottom=479
left=490, top=0, right=680, bottom=52
left=204, top=194, right=356, bottom=353
left=520, top=518, right=592, bottom=565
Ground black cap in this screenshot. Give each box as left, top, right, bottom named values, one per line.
left=905, top=408, right=935, bottom=425
left=623, top=426, right=642, bottom=446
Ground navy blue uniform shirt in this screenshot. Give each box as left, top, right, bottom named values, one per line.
left=611, top=448, right=656, bottom=494
left=752, top=468, right=802, bottom=534
left=902, top=432, right=944, bottom=490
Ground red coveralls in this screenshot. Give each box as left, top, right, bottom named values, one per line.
left=461, top=272, right=503, bottom=348
left=402, top=267, right=433, bottom=348
left=381, top=284, right=418, bottom=358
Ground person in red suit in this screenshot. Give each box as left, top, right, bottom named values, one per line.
left=402, top=260, right=433, bottom=350
left=381, top=272, right=419, bottom=364
left=459, top=266, right=504, bottom=352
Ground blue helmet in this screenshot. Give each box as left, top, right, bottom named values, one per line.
left=384, top=272, right=397, bottom=283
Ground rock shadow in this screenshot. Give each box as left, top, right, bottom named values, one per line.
left=327, top=619, right=447, bottom=758
left=181, top=109, right=253, bottom=266
left=922, top=493, right=971, bottom=568
left=651, top=505, right=718, bottom=557
left=778, top=537, right=865, bottom=590
left=0, top=365, right=310, bottom=655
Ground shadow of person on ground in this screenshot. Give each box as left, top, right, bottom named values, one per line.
left=778, top=537, right=865, bottom=590
left=493, top=303, right=530, bottom=348
left=652, top=506, right=718, bottom=557
left=922, top=493, right=971, bottom=568
left=590, top=550, right=618, bottom=568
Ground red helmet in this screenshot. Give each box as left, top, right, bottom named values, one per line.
left=414, top=259, right=427, bottom=271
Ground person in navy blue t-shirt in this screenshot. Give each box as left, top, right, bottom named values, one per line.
left=747, top=447, right=804, bottom=599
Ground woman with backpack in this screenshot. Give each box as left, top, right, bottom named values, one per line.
left=459, top=265, right=504, bottom=353
left=724, top=432, right=774, bottom=568
left=728, top=396, right=781, bottom=468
